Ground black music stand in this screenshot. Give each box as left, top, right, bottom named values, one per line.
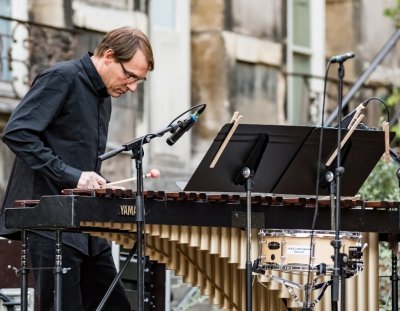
left=184, top=123, right=390, bottom=310
left=185, top=124, right=389, bottom=196
left=184, top=124, right=315, bottom=193
left=272, top=127, right=393, bottom=196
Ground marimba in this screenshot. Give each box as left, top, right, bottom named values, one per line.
left=4, top=189, right=395, bottom=310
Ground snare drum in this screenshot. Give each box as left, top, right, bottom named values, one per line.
left=258, top=229, right=363, bottom=275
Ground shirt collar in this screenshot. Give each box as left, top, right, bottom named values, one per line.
left=81, top=52, right=109, bottom=98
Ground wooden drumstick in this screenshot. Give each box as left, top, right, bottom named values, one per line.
left=105, top=169, right=160, bottom=186
left=325, top=114, right=364, bottom=167
left=210, top=112, right=242, bottom=168
left=346, top=102, right=366, bottom=129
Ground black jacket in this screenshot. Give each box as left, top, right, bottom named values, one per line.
left=1, top=53, right=111, bottom=255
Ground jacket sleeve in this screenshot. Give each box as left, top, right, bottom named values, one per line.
left=2, top=70, right=82, bottom=188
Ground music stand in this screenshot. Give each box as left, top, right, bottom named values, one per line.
left=184, top=124, right=315, bottom=193
left=185, top=124, right=389, bottom=196
left=272, top=127, right=393, bottom=196
left=184, top=123, right=390, bottom=310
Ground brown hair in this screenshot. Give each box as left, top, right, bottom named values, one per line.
left=94, top=26, right=154, bottom=71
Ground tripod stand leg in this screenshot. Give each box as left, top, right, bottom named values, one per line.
left=96, top=242, right=138, bottom=311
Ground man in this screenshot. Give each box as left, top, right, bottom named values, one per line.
left=1, top=26, right=154, bottom=310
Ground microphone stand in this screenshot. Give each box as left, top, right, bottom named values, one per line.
left=132, top=145, right=145, bottom=311
left=391, top=242, right=398, bottom=311
left=391, top=158, right=400, bottom=311
left=98, top=105, right=205, bottom=309
left=98, top=124, right=179, bottom=311
left=331, top=60, right=346, bottom=311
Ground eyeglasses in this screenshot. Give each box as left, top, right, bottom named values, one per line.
left=120, top=62, right=146, bottom=84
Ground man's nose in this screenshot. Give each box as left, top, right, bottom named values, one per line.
left=127, top=82, right=137, bottom=92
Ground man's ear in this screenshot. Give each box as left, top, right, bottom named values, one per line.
left=104, top=49, right=115, bottom=61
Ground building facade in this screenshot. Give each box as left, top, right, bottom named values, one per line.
left=0, top=0, right=399, bottom=310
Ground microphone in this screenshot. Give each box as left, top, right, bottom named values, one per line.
left=329, top=52, right=355, bottom=63
left=166, top=105, right=206, bottom=146
left=105, top=169, right=161, bottom=186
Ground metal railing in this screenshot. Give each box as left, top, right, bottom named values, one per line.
left=0, top=15, right=105, bottom=100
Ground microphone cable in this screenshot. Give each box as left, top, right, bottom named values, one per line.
left=166, top=103, right=207, bottom=127
left=137, top=102, right=206, bottom=255
left=303, top=59, right=333, bottom=310
left=364, top=97, right=390, bottom=124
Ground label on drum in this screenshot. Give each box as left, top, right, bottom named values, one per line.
left=287, top=245, right=311, bottom=256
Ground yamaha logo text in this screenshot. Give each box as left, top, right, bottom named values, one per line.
left=118, top=205, right=136, bottom=216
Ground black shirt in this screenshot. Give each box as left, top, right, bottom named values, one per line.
left=1, top=53, right=111, bottom=255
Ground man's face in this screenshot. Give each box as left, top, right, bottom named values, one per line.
left=102, top=49, right=149, bottom=97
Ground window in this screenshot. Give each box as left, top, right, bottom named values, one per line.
left=150, top=0, right=176, bottom=29
left=0, top=0, right=12, bottom=82
left=287, top=0, right=325, bottom=125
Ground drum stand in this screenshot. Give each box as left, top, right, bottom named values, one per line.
left=253, top=263, right=332, bottom=310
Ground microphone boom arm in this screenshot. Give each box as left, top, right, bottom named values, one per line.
left=98, top=124, right=179, bottom=161
left=99, top=104, right=206, bottom=161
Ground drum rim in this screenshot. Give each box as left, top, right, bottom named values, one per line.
left=258, top=229, right=362, bottom=238
left=258, top=262, right=363, bottom=274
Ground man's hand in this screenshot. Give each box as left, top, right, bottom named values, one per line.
left=77, top=172, right=106, bottom=189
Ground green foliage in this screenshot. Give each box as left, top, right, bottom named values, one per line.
left=359, top=160, right=400, bottom=310
left=386, top=87, right=400, bottom=108
left=384, top=0, right=400, bottom=28
left=371, top=2, right=400, bottom=309
left=358, top=159, right=400, bottom=201
left=379, top=242, right=393, bottom=309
